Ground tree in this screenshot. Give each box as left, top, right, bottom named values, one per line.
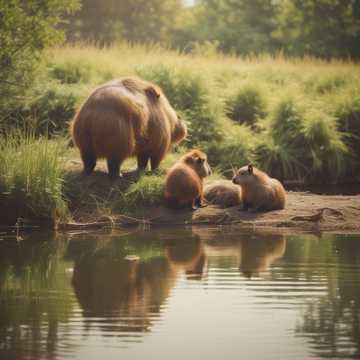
left=65, top=0, right=183, bottom=45
left=0, top=0, right=80, bottom=116
left=172, top=0, right=279, bottom=54
left=273, top=0, right=360, bottom=58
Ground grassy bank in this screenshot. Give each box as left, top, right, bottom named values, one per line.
left=27, top=44, right=360, bottom=178
left=0, top=43, right=359, bottom=226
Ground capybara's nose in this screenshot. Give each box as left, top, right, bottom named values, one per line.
left=232, top=177, right=237, bottom=184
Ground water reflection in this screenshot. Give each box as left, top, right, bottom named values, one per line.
left=0, top=229, right=359, bottom=360
left=294, top=235, right=360, bottom=359
left=72, top=249, right=176, bottom=334
left=0, top=232, right=74, bottom=360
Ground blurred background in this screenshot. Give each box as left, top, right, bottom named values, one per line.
left=61, top=0, right=360, bottom=58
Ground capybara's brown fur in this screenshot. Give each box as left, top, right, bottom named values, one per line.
left=71, top=77, right=187, bottom=177
left=232, top=164, right=286, bottom=211
left=204, top=180, right=242, bottom=208
left=165, top=150, right=211, bottom=210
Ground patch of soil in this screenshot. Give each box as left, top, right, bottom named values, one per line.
left=61, top=160, right=360, bottom=233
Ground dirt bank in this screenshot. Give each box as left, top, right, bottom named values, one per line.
left=63, top=191, right=360, bottom=233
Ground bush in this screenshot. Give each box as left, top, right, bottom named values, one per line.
left=0, top=0, right=80, bottom=116
left=0, top=133, right=68, bottom=225
left=302, top=110, right=349, bottom=181
left=225, top=84, right=267, bottom=128
left=5, top=88, right=78, bottom=136
left=306, top=74, right=348, bottom=94
left=254, top=137, right=303, bottom=180
left=335, top=92, right=360, bottom=167
left=271, top=96, right=305, bottom=147
left=265, top=98, right=350, bottom=182
left=115, top=174, right=166, bottom=212
left=136, top=64, right=223, bottom=146
left=49, top=60, right=94, bottom=84
left=204, top=122, right=253, bottom=178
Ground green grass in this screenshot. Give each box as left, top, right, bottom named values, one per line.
left=0, top=132, right=68, bottom=225
left=1, top=43, right=360, bottom=225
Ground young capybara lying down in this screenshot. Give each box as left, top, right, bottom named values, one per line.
left=165, top=150, right=212, bottom=210
left=232, top=164, right=286, bottom=211
left=71, top=77, right=187, bottom=177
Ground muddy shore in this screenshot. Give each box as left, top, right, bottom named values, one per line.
left=63, top=191, right=360, bottom=233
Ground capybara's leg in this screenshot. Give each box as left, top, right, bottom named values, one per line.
left=107, top=157, right=122, bottom=178
left=195, top=196, right=208, bottom=208
left=191, top=199, right=199, bottom=211
left=81, top=151, right=96, bottom=176
left=150, top=152, right=165, bottom=171
left=137, top=152, right=150, bottom=171
left=239, top=200, right=251, bottom=211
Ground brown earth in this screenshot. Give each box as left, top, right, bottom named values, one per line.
left=61, top=161, right=360, bottom=233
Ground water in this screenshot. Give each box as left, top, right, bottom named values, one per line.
left=0, top=228, right=359, bottom=360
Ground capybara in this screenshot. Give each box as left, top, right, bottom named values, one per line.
left=71, top=77, right=187, bottom=177
left=204, top=180, right=242, bottom=208
left=232, top=164, right=286, bottom=211
left=165, top=150, right=212, bottom=210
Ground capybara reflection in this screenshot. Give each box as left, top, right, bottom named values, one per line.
left=165, top=237, right=206, bottom=280
left=232, top=164, right=286, bottom=211
left=165, top=150, right=211, bottom=210
left=239, top=235, right=286, bottom=278
left=71, top=77, right=187, bottom=177
left=72, top=253, right=176, bottom=333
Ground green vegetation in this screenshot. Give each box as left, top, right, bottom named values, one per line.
left=0, top=0, right=80, bottom=118
left=61, top=1, right=360, bottom=60
left=1, top=43, right=360, bottom=226
left=0, top=133, right=68, bottom=225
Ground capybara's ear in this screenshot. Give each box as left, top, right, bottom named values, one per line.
left=248, top=164, right=253, bottom=174
left=145, top=86, right=161, bottom=100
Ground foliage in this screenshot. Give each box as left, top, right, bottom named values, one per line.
left=65, top=0, right=182, bottom=44
left=335, top=90, right=360, bottom=171
left=49, top=60, right=94, bottom=84
left=0, top=0, right=80, bottom=116
left=226, top=83, right=267, bottom=128
left=137, top=64, right=223, bottom=146
left=117, top=174, right=166, bottom=211
left=0, top=132, right=68, bottom=225
left=273, top=0, right=360, bottom=58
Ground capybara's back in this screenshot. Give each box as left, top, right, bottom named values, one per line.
left=71, top=77, right=187, bottom=177
left=165, top=150, right=211, bottom=210
left=232, top=164, right=286, bottom=211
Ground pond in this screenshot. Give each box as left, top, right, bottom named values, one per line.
left=0, top=228, right=359, bottom=360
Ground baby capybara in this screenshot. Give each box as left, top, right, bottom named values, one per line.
left=165, top=150, right=212, bottom=210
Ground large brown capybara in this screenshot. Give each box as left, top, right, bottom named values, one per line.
left=71, top=77, right=187, bottom=177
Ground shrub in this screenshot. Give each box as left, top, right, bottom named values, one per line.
left=225, top=84, right=267, bottom=128
left=49, top=60, right=94, bottom=84
left=271, top=96, right=305, bottom=147
left=254, top=137, right=304, bottom=180
left=0, top=133, right=68, bottom=225
left=204, top=122, right=253, bottom=178
left=115, top=174, right=165, bottom=212
left=335, top=92, right=360, bottom=167
left=6, top=88, right=78, bottom=136
left=136, top=64, right=223, bottom=146
left=302, top=110, right=349, bottom=181
left=311, top=74, right=348, bottom=94
left=265, top=99, right=350, bottom=182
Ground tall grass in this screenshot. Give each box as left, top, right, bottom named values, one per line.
left=5, top=43, right=360, bottom=192
left=0, top=132, right=68, bottom=225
